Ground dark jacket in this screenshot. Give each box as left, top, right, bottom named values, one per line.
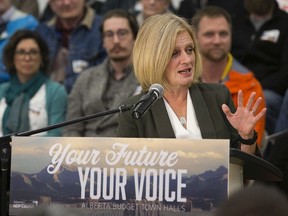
left=100, top=0, right=138, bottom=15
left=231, top=1, right=288, bottom=95
left=117, top=83, right=240, bottom=149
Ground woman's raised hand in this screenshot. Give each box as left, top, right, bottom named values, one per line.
left=221, top=90, right=266, bottom=139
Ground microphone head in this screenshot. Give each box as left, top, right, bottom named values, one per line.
left=131, top=83, right=164, bottom=120
left=149, top=83, right=164, bottom=98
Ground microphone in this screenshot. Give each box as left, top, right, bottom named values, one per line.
left=132, top=83, right=164, bottom=119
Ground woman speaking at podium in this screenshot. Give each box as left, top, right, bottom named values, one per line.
left=117, top=13, right=266, bottom=155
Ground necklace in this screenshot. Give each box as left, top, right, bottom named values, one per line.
left=179, top=116, right=187, bottom=127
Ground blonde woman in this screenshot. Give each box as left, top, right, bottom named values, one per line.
left=117, top=13, right=266, bottom=155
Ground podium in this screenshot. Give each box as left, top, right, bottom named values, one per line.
left=2, top=139, right=284, bottom=216
left=229, top=148, right=283, bottom=195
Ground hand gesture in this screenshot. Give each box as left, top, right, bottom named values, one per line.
left=221, top=90, right=266, bottom=139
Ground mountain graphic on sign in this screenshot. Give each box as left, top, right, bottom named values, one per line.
left=10, top=165, right=227, bottom=206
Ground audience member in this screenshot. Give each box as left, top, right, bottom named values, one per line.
left=207, top=0, right=245, bottom=19
left=117, top=13, right=266, bottom=155
left=276, top=0, right=288, bottom=12
left=177, top=0, right=245, bottom=21
left=192, top=6, right=266, bottom=146
left=36, top=0, right=106, bottom=93
left=274, top=89, right=288, bottom=133
left=100, top=0, right=139, bottom=15
left=37, top=0, right=50, bottom=20
left=170, top=0, right=183, bottom=12
left=0, top=30, right=67, bottom=136
left=39, top=1, right=54, bottom=22
left=136, top=0, right=171, bottom=26
left=87, top=0, right=105, bottom=14
left=11, top=0, right=39, bottom=19
left=40, top=1, right=94, bottom=25
left=0, top=0, right=38, bottom=83
left=231, top=0, right=288, bottom=135
left=63, top=9, right=139, bottom=137
left=177, top=0, right=199, bottom=20
left=12, top=0, right=51, bottom=21
left=215, top=184, right=288, bottom=216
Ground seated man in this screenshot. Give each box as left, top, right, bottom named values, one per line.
left=63, top=9, right=140, bottom=137
left=231, top=0, right=288, bottom=134
left=192, top=6, right=266, bottom=146
left=36, top=0, right=106, bottom=93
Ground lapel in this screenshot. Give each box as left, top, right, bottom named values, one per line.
left=190, top=85, right=217, bottom=138
left=148, top=84, right=218, bottom=139
left=151, top=99, right=175, bottom=138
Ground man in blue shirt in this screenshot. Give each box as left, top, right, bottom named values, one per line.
left=37, top=0, right=106, bottom=93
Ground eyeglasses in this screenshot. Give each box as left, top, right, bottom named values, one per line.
left=103, top=29, right=130, bottom=41
left=15, top=49, right=40, bottom=60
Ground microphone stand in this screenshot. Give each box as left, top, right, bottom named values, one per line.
left=16, top=104, right=134, bottom=136
left=0, top=103, right=134, bottom=216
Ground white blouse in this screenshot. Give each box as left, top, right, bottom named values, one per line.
left=164, top=91, right=202, bottom=139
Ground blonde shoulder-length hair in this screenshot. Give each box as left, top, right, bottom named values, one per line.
left=133, top=13, right=202, bottom=91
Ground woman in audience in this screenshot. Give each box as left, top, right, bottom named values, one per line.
left=0, top=30, right=67, bottom=136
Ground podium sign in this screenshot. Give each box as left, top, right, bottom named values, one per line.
left=9, top=137, right=229, bottom=215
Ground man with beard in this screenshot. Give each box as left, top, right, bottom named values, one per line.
left=63, top=9, right=140, bottom=137
left=192, top=6, right=266, bottom=147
